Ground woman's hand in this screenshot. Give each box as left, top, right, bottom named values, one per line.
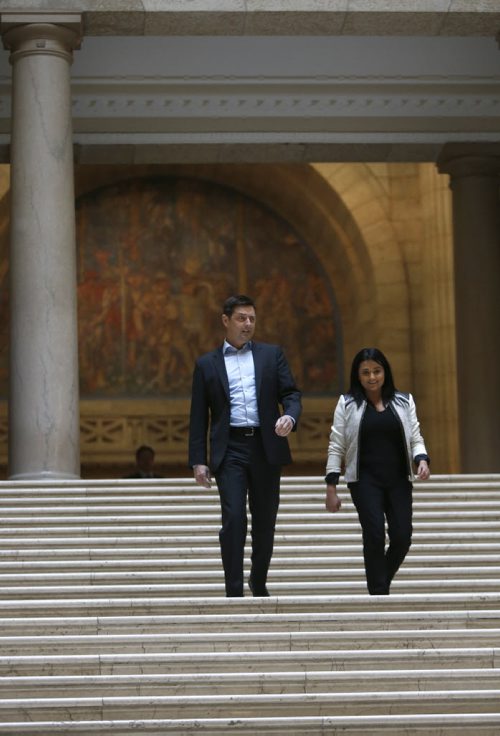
left=325, top=484, right=342, bottom=513
left=416, top=460, right=430, bottom=480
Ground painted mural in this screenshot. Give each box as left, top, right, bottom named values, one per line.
left=0, top=176, right=341, bottom=399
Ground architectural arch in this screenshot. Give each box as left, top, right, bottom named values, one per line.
left=75, top=163, right=391, bottom=387
left=314, top=163, right=412, bottom=385
left=0, top=162, right=415, bottom=472
left=72, top=162, right=408, bottom=472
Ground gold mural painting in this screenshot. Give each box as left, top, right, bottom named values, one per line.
left=76, top=176, right=341, bottom=399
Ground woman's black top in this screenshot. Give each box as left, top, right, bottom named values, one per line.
left=358, top=403, right=408, bottom=486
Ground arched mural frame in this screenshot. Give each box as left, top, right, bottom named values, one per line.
left=74, top=163, right=396, bottom=383
left=75, top=172, right=342, bottom=399
left=72, top=162, right=393, bottom=473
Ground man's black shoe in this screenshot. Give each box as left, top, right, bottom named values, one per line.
left=248, top=577, right=270, bottom=597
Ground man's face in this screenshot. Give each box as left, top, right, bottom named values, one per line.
left=222, top=305, right=256, bottom=349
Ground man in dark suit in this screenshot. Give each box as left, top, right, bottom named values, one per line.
left=189, top=294, right=302, bottom=597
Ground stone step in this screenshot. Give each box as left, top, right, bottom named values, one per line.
left=3, top=522, right=500, bottom=539
left=0, top=493, right=497, bottom=507
left=1, top=504, right=500, bottom=527
left=1, top=496, right=499, bottom=515
left=2, top=515, right=500, bottom=534
left=1, top=687, right=500, bottom=722
left=1, top=472, right=498, bottom=482
left=0, top=567, right=499, bottom=592
left=1, top=646, right=498, bottom=675
left=1, top=607, right=497, bottom=634
left=1, top=713, right=500, bottom=735
left=0, top=546, right=500, bottom=568
left=0, top=570, right=499, bottom=602
left=0, top=493, right=500, bottom=522
left=2, top=667, right=500, bottom=697
left=3, top=532, right=500, bottom=549
left=3, top=576, right=500, bottom=599
left=1, top=540, right=499, bottom=558
left=0, top=486, right=500, bottom=506
left=1, top=592, right=499, bottom=618
left=1, top=486, right=500, bottom=507
left=0, top=473, right=498, bottom=489
left=1, top=625, right=498, bottom=655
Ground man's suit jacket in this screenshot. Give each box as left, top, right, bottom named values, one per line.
left=188, top=341, right=302, bottom=472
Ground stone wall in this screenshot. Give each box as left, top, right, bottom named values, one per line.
left=313, top=162, right=459, bottom=472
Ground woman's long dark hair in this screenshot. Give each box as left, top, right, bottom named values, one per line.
left=348, top=347, right=397, bottom=406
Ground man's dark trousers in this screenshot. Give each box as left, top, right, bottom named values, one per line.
left=215, top=428, right=281, bottom=597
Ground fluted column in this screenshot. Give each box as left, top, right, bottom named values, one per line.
left=438, top=151, right=500, bottom=473
left=1, top=15, right=82, bottom=479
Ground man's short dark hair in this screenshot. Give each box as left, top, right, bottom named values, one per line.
left=222, top=295, right=256, bottom=317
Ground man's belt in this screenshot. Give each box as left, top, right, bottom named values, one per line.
left=230, top=426, right=260, bottom=437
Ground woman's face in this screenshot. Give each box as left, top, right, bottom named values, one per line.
left=358, top=359, right=385, bottom=396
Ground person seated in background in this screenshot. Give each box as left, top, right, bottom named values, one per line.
left=126, top=445, right=162, bottom=478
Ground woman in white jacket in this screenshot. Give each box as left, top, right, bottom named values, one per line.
left=325, top=347, right=430, bottom=595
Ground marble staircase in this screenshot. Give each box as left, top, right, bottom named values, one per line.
left=1, top=474, right=500, bottom=734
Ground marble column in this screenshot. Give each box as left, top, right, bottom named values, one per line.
left=1, top=15, right=82, bottom=479
left=438, top=151, right=500, bottom=473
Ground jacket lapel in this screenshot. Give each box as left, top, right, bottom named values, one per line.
left=213, top=346, right=230, bottom=399
left=252, top=342, right=263, bottom=397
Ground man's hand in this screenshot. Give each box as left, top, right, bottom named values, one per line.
left=275, top=415, right=294, bottom=437
left=193, top=464, right=212, bottom=488
left=325, top=484, right=342, bottom=513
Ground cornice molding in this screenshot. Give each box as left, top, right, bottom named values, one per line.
left=0, top=32, right=499, bottom=163
left=1, top=75, right=499, bottom=132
